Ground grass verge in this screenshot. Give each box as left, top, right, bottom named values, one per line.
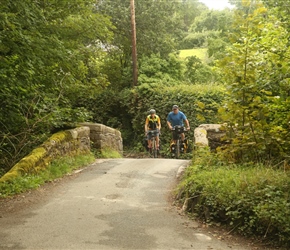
left=95, top=148, right=122, bottom=159
left=0, top=153, right=96, bottom=198
left=176, top=151, right=290, bottom=248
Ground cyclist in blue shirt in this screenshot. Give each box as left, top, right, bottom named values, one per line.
left=167, top=105, right=190, bottom=142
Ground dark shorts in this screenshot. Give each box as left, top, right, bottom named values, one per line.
left=147, top=130, right=159, bottom=140
left=172, top=126, right=185, bottom=140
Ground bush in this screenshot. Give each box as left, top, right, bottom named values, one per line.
left=177, top=154, right=290, bottom=247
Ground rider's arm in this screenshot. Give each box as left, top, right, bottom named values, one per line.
left=157, top=117, right=161, bottom=130
left=185, top=119, right=190, bottom=130
left=167, top=120, right=172, bottom=130
left=180, top=111, right=190, bottom=130
left=145, top=118, right=149, bottom=133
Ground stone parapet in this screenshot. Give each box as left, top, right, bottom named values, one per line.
left=79, top=122, right=123, bottom=154
left=0, top=127, right=91, bottom=183
left=194, top=124, right=226, bottom=150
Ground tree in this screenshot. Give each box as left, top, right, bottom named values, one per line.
left=190, top=9, right=233, bottom=33
left=217, top=1, right=290, bottom=163
left=176, top=0, right=207, bottom=32
left=96, top=0, right=187, bottom=89
left=0, top=0, right=114, bottom=172
left=181, top=9, right=234, bottom=58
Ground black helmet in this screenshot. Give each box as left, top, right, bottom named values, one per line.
left=149, top=109, right=156, bottom=114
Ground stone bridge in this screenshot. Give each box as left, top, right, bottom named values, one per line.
left=0, top=123, right=122, bottom=182
left=1, top=123, right=225, bottom=183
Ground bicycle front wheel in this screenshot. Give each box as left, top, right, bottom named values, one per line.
left=152, top=137, right=157, bottom=158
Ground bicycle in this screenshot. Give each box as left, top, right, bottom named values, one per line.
left=170, top=125, right=188, bottom=159
left=147, top=130, right=159, bottom=158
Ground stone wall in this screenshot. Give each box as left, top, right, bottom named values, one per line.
left=0, top=126, right=91, bottom=183
left=79, top=122, right=123, bottom=154
left=194, top=124, right=226, bottom=150
left=0, top=123, right=123, bottom=183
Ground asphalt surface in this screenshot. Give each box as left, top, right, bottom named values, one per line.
left=0, top=158, right=257, bottom=250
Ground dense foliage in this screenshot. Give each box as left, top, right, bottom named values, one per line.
left=0, top=0, right=114, bottom=173
left=75, top=83, right=225, bottom=154
left=175, top=1, right=290, bottom=248
left=1, top=0, right=216, bottom=174
left=177, top=151, right=290, bottom=247
left=217, top=1, right=290, bottom=164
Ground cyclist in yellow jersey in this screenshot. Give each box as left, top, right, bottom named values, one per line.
left=145, top=109, right=161, bottom=150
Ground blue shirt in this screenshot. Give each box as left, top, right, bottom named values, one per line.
left=167, top=111, right=187, bottom=126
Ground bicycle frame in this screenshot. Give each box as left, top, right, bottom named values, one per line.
left=147, top=130, right=158, bottom=158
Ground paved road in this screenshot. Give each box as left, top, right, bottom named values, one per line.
left=0, top=158, right=254, bottom=250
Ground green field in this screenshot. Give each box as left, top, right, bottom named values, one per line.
left=179, top=48, right=209, bottom=63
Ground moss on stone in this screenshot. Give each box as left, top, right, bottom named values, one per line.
left=0, top=131, right=76, bottom=183
left=0, top=125, right=119, bottom=183
left=46, top=131, right=73, bottom=144
left=0, top=147, right=48, bottom=182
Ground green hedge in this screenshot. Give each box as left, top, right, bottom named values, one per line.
left=177, top=153, right=290, bottom=247
left=80, top=83, right=226, bottom=150
left=127, top=83, right=225, bottom=148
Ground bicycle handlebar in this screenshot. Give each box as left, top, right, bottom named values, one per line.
left=171, top=126, right=188, bottom=132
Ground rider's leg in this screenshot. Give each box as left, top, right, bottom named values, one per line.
left=180, top=133, right=188, bottom=152
left=170, top=138, right=176, bottom=152
left=148, top=139, right=152, bottom=148
left=156, top=136, right=159, bottom=149
left=147, top=133, right=152, bottom=148
left=181, top=133, right=185, bottom=142
left=170, top=130, right=178, bottom=153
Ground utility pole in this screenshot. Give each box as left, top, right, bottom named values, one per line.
left=130, top=0, right=138, bottom=87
